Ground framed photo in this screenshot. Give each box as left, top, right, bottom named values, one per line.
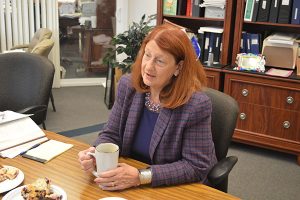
left=104, top=63, right=115, bottom=109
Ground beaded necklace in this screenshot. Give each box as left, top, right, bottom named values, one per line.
left=145, top=92, right=161, bottom=113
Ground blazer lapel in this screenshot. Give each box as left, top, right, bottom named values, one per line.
left=149, top=108, right=172, bottom=160
left=121, top=92, right=144, bottom=156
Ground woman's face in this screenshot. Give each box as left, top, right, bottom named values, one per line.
left=141, top=40, right=179, bottom=92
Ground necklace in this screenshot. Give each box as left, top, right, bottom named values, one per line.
left=145, top=92, right=161, bottom=113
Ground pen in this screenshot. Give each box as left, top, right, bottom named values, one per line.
left=19, top=143, right=41, bottom=155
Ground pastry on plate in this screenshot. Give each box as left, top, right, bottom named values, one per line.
left=21, top=178, right=62, bottom=200
left=0, top=165, right=19, bottom=183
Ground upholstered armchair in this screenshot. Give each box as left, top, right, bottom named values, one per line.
left=10, top=28, right=52, bottom=53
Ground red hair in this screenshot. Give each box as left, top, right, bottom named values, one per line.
left=132, top=23, right=207, bottom=109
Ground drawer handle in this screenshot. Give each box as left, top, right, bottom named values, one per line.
left=286, top=96, right=294, bottom=104
left=241, top=89, right=248, bottom=97
left=283, top=121, right=290, bottom=129
left=240, top=113, right=246, bottom=120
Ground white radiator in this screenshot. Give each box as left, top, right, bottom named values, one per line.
left=0, top=0, right=61, bottom=87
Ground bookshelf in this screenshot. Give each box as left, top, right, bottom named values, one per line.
left=157, top=0, right=237, bottom=90
left=225, top=0, right=300, bottom=165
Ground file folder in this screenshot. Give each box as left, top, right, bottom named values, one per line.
left=291, top=0, right=300, bottom=24
left=278, top=0, right=293, bottom=23
left=197, top=30, right=205, bottom=61
left=213, top=33, right=222, bottom=64
left=257, top=0, right=272, bottom=22
left=252, top=0, right=260, bottom=21
left=269, top=0, right=281, bottom=23
left=240, top=32, right=247, bottom=53
left=203, top=32, right=210, bottom=64
left=245, top=33, right=251, bottom=53
left=250, top=33, right=261, bottom=54
left=244, top=0, right=255, bottom=21
left=192, top=0, right=203, bottom=17
left=176, top=0, right=186, bottom=15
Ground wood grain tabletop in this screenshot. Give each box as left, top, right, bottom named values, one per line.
left=0, top=131, right=240, bottom=200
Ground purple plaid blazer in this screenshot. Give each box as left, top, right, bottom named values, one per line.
left=94, top=74, right=217, bottom=187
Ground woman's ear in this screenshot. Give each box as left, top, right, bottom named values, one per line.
left=174, top=60, right=183, bottom=76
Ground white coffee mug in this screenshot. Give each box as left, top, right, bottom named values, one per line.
left=87, top=143, right=119, bottom=177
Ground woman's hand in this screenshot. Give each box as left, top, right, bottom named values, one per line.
left=95, top=163, right=140, bottom=191
left=78, top=147, right=96, bottom=172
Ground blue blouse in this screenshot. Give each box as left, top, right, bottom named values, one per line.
left=131, top=106, right=159, bottom=164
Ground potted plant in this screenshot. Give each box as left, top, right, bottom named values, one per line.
left=103, top=14, right=156, bottom=75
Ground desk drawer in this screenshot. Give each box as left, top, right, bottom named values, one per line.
left=226, top=74, right=300, bottom=111
left=237, top=102, right=300, bottom=142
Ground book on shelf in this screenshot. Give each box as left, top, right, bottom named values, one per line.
left=277, top=0, right=293, bottom=24
left=186, top=0, right=192, bottom=16
left=291, top=0, right=300, bottom=24
left=198, top=27, right=223, bottom=64
left=249, top=33, right=261, bottom=54
left=251, top=0, right=260, bottom=21
left=257, top=0, right=272, bottom=22
left=163, top=0, right=178, bottom=15
left=192, top=0, right=203, bottom=17
left=268, top=0, right=281, bottom=23
left=244, top=0, right=255, bottom=21
left=177, top=0, right=186, bottom=15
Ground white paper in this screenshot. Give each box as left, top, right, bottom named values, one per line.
left=0, top=137, right=48, bottom=158
left=0, top=111, right=31, bottom=125
left=0, top=111, right=45, bottom=151
left=198, top=26, right=223, bottom=33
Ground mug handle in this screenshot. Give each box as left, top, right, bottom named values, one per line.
left=87, top=152, right=99, bottom=177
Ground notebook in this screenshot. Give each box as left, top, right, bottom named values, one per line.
left=22, top=140, right=73, bottom=163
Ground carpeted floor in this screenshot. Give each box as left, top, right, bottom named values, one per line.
left=45, top=86, right=300, bottom=200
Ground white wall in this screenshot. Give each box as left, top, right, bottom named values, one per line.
left=127, top=0, right=157, bottom=25
left=116, top=0, right=157, bottom=34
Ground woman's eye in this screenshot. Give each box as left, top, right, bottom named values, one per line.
left=144, top=53, right=151, bottom=58
left=156, top=59, right=165, bottom=65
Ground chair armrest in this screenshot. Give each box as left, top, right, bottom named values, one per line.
left=17, top=105, right=47, bottom=126
left=18, top=105, right=47, bottom=115
left=10, top=44, right=29, bottom=50
left=207, top=156, right=238, bottom=186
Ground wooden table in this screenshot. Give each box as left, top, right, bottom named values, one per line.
left=0, top=131, right=240, bottom=200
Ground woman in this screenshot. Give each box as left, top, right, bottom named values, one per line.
left=78, top=24, right=217, bottom=191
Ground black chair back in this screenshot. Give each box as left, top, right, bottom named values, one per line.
left=204, top=88, right=239, bottom=192
left=0, top=53, right=54, bottom=127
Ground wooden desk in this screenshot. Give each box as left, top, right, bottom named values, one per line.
left=0, top=131, right=240, bottom=200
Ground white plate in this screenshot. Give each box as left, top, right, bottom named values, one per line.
left=2, top=184, right=67, bottom=200
left=0, top=165, right=24, bottom=193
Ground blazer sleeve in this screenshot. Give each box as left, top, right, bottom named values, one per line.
left=150, top=95, right=217, bottom=186
left=93, top=75, right=131, bottom=147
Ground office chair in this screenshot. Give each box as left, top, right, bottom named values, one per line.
left=10, top=28, right=57, bottom=112
left=204, top=88, right=239, bottom=193
left=0, top=53, right=54, bottom=129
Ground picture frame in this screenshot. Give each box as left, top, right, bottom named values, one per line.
left=104, top=63, right=115, bottom=109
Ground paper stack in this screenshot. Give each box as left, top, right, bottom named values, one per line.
left=0, top=111, right=48, bottom=158
left=200, top=0, right=226, bottom=19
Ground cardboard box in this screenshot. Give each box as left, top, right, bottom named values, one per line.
left=262, top=40, right=298, bottom=69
